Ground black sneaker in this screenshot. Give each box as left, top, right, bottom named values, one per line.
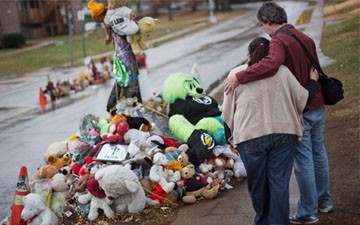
left=318, top=199, right=334, bottom=213
left=289, top=214, right=319, bottom=225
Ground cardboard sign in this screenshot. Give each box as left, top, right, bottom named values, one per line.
left=95, top=143, right=129, bottom=162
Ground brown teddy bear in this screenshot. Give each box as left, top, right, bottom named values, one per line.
left=178, top=164, right=219, bottom=204
left=33, top=164, right=59, bottom=179
left=47, top=153, right=72, bottom=169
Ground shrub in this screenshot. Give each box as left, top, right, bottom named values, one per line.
left=2, top=33, right=26, bottom=48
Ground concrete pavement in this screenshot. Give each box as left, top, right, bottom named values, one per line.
left=170, top=1, right=332, bottom=225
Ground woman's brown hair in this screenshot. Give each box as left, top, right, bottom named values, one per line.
left=248, top=37, right=270, bottom=66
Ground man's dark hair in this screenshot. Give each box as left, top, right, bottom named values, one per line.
left=257, top=1, right=287, bottom=24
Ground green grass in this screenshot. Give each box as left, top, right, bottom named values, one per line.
left=297, top=1, right=317, bottom=25
left=321, top=13, right=360, bottom=99
left=0, top=8, right=247, bottom=75
left=211, top=3, right=359, bottom=105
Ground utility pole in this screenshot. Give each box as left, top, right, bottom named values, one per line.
left=208, top=0, right=217, bottom=24
left=67, top=4, right=74, bottom=65
left=78, top=0, right=87, bottom=58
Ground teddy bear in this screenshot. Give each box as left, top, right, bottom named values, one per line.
left=127, top=16, right=158, bottom=55
left=47, top=153, right=72, bottom=169
left=73, top=159, right=104, bottom=193
left=95, top=165, right=158, bottom=213
left=149, top=152, right=181, bottom=194
left=50, top=172, right=72, bottom=214
left=179, top=163, right=219, bottom=204
left=44, top=141, right=67, bottom=160
left=208, top=154, right=234, bottom=180
left=78, top=177, right=114, bottom=221
left=33, top=164, right=59, bottom=179
left=162, top=72, right=226, bottom=145
left=104, top=0, right=139, bottom=39
left=165, top=144, right=190, bottom=167
left=21, top=193, right=58, bottom=225
left=214, top=144, right=247, bottom=179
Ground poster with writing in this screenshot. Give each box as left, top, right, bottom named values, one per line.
left=95, top=143, right=129, bottom=163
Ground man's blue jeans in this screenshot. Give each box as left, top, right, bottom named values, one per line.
left=294, top=107, right=330, bottom=217
left=237, top=133, right=297, bottom=225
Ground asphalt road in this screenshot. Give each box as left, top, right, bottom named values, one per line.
left=0, top=1, right=309, bottom=221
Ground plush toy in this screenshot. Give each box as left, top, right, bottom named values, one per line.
left=123, top=129, right=151, bottom=158
left=106, top=121, right=130, bottom=143
left=78, top=178, right=114, bottom=221
left=149, top=152, right=181, bottom=193
left=21, top=193, right=58, bottom=225
left=165, top=144, right=189, bottom=167
left=73, top=158, right=103, bottom=193
left=179, top=164, right=219, bottom=204
left=104, top=0, right=139, bottom=40
left=127, top=17, right=158, bottom=55
left=208, top=154, right=234, bottom=180
left=44, top=141, right=67, bottom=160
left=213, top=144, right=247, bottom=179
left=47, top=153, right=72, bottom=169
left=162, top=72, right=226, bottom=144
left=95, top=165, right=158, bottom=213
left=88, top=0, right=112, bottom=44
left=50, top=173, right=71, bottom=214
left=185, top=129, right=216, bottom=167
left=33, top=164, right=59, bottom=179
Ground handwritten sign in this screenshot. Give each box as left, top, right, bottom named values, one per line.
left=95, top=143, right=129, bottom=162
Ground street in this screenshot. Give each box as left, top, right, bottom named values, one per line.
left=0, top=1, right=308, bottom=221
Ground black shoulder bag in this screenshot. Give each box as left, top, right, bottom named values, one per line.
left=277, top=29, right=344, bottom=105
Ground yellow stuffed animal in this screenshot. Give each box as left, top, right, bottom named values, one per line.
left=47, top=154, right=72, bottom=169
left=127, top=17, right=158, bottom=55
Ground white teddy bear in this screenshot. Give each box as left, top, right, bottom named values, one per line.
left=21, top=193, right=58, bottom=225
left=95, top=165, right=158, bottom=213
left=149, top=152, right=181, bottom=193
left=78, top=177, right=114, bottom=221
left=50, top=173, right=71, bottom=214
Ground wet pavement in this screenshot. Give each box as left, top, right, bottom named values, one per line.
left=0, top=1, right=332, bottom=223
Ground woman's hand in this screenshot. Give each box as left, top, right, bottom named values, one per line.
left=224, top=74, right=240, bottom=94
left=229, top=145, right=239, bottom=156
left=310, top=67, right=319, bottom=81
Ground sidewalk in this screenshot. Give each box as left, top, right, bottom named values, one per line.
left=170, top=1, right=331, bottom=225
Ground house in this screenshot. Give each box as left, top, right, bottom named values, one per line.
left=0, top=0, right=85, bottom=40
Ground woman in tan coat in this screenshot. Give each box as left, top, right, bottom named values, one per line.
left=221, top=37, right=318, bottom=225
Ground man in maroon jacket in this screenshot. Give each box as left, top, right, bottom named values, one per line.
left=225, top=2, right=333, bottom=225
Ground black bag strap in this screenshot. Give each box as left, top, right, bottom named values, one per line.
left=276, top=29, right=328, bottom=78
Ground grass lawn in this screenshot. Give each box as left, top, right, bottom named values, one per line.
left=0, top=7, right=248, bottom=75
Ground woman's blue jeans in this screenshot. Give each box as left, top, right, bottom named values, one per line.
left=294, top=107, right=330, bottom=217
left=237, top=133, right=297, bottom=225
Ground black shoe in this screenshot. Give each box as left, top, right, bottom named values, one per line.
left=289, top=214, right=319, bottom=225
left=318, top=199, right=334, bottom=213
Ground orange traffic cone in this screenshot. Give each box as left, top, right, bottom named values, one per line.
left=38, top=87, right=47, bottom=105
left=10, top=166, right=30, bottom=225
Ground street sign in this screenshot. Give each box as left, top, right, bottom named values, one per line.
left=77, top=10, right=85, bottom=21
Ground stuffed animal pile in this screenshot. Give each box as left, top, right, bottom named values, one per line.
left=9, top=69, right=247, bottom=224
left=7, top=3, right=249, bottom=223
